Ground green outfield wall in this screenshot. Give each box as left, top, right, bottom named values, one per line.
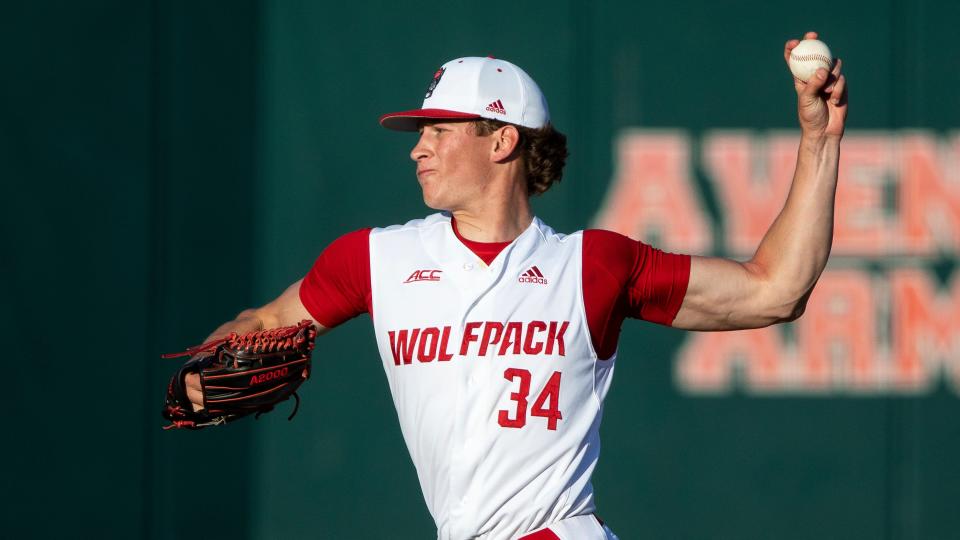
left=4, top=1, right=959, bottom=539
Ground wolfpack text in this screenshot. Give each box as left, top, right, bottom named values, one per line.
left=388, top=320, right=570, bottom=366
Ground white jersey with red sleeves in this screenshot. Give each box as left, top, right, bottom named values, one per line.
left=369, top=212, right=614, bottom=540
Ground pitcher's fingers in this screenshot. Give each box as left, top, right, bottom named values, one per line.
left=784, top=39, right=801, bottom=63
left=823, top=58, right=844, bottom=92
left=801, top=67, right=830, bottom=97
left=829, top=75, right=847, bottom=106
left=186, top=386, right=204, bottom=411
left=831, top=57, right=843, bottom=76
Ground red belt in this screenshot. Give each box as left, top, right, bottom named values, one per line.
left=518, top=529, right=560, bottom=540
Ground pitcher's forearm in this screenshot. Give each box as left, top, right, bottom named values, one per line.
left=202, top=280, right=320, bottom=343
left=205, top=309, right=266, bottom=342
left=753, top=134, right=840, bottom=302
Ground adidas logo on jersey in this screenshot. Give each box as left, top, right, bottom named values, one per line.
left=404, top=269, right=442, bottom=283
left=485, top=99, right=506, bottom=115
left=518, top=265, right=548, bottom=285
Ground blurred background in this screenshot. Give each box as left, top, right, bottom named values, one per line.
left=3, top=0, right=958, bottom=538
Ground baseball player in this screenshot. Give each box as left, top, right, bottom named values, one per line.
left=184, top=31, right=847, bottom=539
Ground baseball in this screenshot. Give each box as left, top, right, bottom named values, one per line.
left=789, top=38, right=833, bottom=82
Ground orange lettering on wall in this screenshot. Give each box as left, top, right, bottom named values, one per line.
left=676, top=326, right=784, bottom=392
left=890, top=269, right=960, bottom=391
left=677, top=269, right=883, bottom=393
left=833, top=135, right=895, bottom=255
left=702, top=131, right=798, bottom=254
left=796, top=271, right=877, bottom=390
left=593, top=129, right=960, bottom=395
left=593, top=131, right=710, bottom=252
left=899, top=134, right=960, bottom=253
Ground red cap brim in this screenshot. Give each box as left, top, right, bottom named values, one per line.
left=379, top=108, right=481, bottom=131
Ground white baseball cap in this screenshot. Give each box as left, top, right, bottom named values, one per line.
left=379, top=56, right=550, bottom=131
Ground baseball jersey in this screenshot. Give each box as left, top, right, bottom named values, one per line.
left=299, top=213, right=689, bottom=539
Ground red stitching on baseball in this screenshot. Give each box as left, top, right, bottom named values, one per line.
left=791, top=53, right=832, bottom=64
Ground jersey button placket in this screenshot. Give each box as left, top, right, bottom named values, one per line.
left=459, top=294, right=499, bottom=526
left=454, top=367, right=477, bottom=519
left=447, top=316, right=473, bottom=529
left=451, top=261, right=501, bottom=531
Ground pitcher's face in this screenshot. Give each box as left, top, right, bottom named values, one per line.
left=410, top=121, right=494, bottom=211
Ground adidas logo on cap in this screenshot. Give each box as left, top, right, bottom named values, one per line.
left=485, top=99, right=506, bottom=115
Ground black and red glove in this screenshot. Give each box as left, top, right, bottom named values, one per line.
left=161, top=320, right=317, bottom=430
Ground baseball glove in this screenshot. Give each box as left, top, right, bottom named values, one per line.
left=161, top=320, right=317, bottom=430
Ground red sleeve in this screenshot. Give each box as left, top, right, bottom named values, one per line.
left=298, top=228, right=372, bottom=328
left=582, top=229, right=691, bottom=360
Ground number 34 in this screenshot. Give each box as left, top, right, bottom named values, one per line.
left=498, top=368, right=563, bottom=431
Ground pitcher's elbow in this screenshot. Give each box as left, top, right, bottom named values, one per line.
left=776, top=289, right=814, bottom=323
left=782, top=300, right=807, bottom=322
